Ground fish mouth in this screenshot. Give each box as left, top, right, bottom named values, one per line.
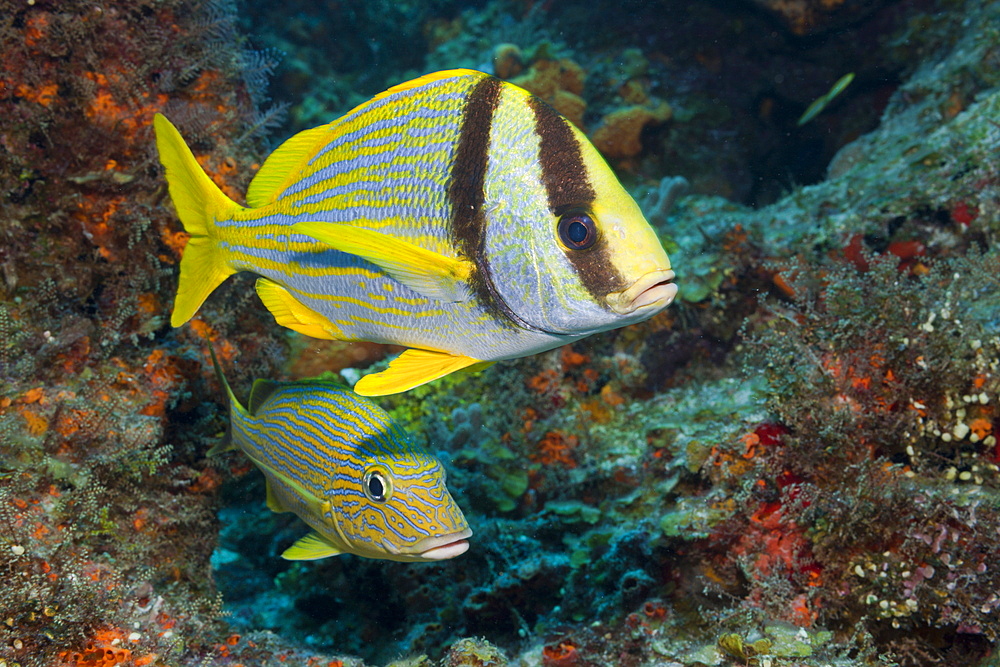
left=412, top=528, right=473, bottom=560
left=607, top=269, right=677, bottom=315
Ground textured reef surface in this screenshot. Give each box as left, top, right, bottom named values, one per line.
left=2, top=0, right=1000, bottom=666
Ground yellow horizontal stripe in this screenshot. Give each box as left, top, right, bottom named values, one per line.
left=303, top=294, right=439, bottom=319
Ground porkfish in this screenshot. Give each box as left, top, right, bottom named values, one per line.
left=210, top=351, right=472, bottom=562
left=155, top=69, right=677, bottom=396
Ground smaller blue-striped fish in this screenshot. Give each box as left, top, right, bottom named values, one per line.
left=210, top=350, right=471, bottom=562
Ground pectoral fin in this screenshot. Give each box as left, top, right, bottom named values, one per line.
left=255, top=278, right=339, bottom=340
left=246, top=454, right=329, bottom=520
left=281, top=531, right=345, bottom=560
left=291, top=221, right=474, bottom=302
left=352, top=348, right=488, bottom=396
left=264, top=479, right=287, bottom=513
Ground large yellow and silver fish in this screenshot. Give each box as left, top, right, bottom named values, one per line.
left=155, top=69, right=677, bottom=396
left=210, top=353, right=472, bottom=562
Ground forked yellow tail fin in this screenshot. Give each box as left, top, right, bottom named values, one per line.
left=153, top=113, right=242, bottom=326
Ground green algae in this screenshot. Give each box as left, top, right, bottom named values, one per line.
left=659, top=495, right=729, bottom=539
left=765, top=622, right=833, bottom=658
left=544, top=500, right=601, bottom=525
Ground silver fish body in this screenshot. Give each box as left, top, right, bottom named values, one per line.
left=156, top=70, right=677, bottom=395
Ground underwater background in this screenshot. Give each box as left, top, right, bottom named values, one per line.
left=2, top=0, right=1000, bottom=665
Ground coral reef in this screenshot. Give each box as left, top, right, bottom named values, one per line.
left=746, top=0, right=889, bottom=35
left=510, top=58, right=588, bottom=128
left=0, top=1, right=294, bottom=665
left=491, top=43, right=525, bottom=80
left=590, top=101, right=672, bottom=161
left=5, top=0, right=1000, bottom=666
left=236, top=0, right=469, bottom=133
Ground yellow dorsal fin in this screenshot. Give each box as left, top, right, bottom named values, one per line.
left=255, top=278, right=339, bottom=340
left=282, top=531, right=345, bottom=560
left=292, top=221, right=474, bottom=302
left=369, top=69, right=486, bottom=103
left=246, top=124, right=333, bottom=207
left=353, top=348, right=484, bottom=396
left=153, top=114, right=241, bottom=326
left=245, top=70, right=485, bottom=208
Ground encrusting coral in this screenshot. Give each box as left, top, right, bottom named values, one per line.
left=590, top=101, right=672, bottom=160
left=510, top=57, right=588, bottom=128
left=0, top=1, right=302, bottom=665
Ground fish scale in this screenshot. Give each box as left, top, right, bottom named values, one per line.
left=155, top=69, right=677, bottom=395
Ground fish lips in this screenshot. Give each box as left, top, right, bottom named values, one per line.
left=607, top=269, right=677, bottom=315
left=411, top=527, right=474, bottom=560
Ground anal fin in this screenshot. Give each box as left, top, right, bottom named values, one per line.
left=282, top=531, right=345, bottom=560
left=353, top=348, right=487, bottom=396
left=255, top=278, right=339, bottom=340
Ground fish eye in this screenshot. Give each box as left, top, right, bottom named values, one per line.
left=558, top=211, right=597, bottom=250
left=363, top=468, right=391, bottom=502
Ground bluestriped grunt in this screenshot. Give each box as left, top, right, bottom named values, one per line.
left=210, top=352, right=471, bottom=562
left=155, top=69, right=677, bottom=396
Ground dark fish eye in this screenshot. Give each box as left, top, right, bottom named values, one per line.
left=363, top=470, right=389, bottom=502
left=558, top=212, right=597, bottom=250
